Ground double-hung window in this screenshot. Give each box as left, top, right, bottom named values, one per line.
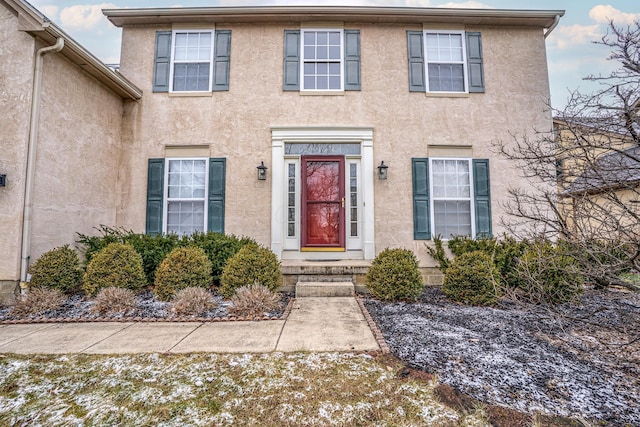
left=146, top=158, right=226, bottom=236
left=412, top=158, right=491, bottom=240
left=283, top=28, right=360, bottom=92
left=301, top=29, right=343, bottom=91
left=170, top=30, right=214, bottom=92
left=407, top=30, right=484, bottom=93
left=165, top=159, right=208, bottom=235
left=425, top=31, right=466, bottom=93
left=431, top=159, right=473, bottom=237
left=152, top=29, right=231, bottom=93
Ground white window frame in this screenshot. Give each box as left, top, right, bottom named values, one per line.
left=429, top=158, right=475, bottom=239
left=300, top=28, right=344, bottom=92
left=163, top=157, right=209, bottom=235
left=169, top=29, right=215, bottom=93
left=423, top=30, right=468, bottom=94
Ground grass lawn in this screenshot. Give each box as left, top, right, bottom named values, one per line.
left=0, top=352, right=489, bottom=426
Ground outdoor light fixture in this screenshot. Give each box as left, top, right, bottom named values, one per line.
left=0, top=174, right=5, bottom=187
left=257, top=161, right=268, bottom=181
left=377, top=161, right=388, bottom=180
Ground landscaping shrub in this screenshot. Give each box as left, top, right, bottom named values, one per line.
left=77, top=226, right=180, bottom=284
left=154, top=246, right=212, bottom=301
left=425, top=237, right=451, bottom=272
left=10, top=288, right=65, bottom=317
left=82, top=243, right=147, bottom=296
left=188, top=232, right=257, bottom=285
left=228, top=284, right=281, bottom=318
left=442, top=250, right=501, bottom=306
left=92, top=287, right=137, bottom=316
left=27, top=245, right=83, bottom=294
left=366, top=248, right=424, bottom=301
left=170, top=287, right=216, bottom=317
left=515, top=241, right=584, bottom=304
left=219, top=244, right=282, bottom=298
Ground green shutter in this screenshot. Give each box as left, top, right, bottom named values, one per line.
left=473, top=159, right=492, bottom=238
left=407, top=31, right=426, bottom=92
left=344, top=29, right=361, bottom=91
left=213, top=30, right=231, bottom=91
left=146, top=159, right=165, bottom=235
left=466, top=32, right=485, bottom=93
left=153, top=31, right=172, bottom=93
left=412, top=158, right=431, bottom=240
left=283, top=30, right=300, bottom=91
left=208, top=158, right=226, bottom=233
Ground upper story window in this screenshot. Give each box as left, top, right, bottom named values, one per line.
left=170, top=31, right=214, bottom=92
left=152, top=29, right=231, bottom=93
left=407, top=30, right=484, bottom=94
left=283, top=29, right=360, bottom=92
left=425, top=31, right=466, bottom=92
left=301, top=29, right=343, bottom=91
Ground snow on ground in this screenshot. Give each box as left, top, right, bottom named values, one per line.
left=364, top=287, right=640, bottom=425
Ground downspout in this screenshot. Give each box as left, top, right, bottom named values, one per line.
left=544, top=15, right=560, bottom=39
left=19, top=37, right=64, bottom=289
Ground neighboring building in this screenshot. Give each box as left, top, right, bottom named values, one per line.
left=0, top=2, right=563, bottom=301
left=0, top=0, right=141, bottom=303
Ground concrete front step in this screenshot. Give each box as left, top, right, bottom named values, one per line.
left=296, top=281, right=355, bottom=297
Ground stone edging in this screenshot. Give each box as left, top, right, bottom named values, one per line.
left=0, top=298, right=296, bottom=325
left=356, top=295, right=391, bottom=353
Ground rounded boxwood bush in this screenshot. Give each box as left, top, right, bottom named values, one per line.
left=366, top=248, right=424, bottom=301
left=154, top=246, right=213, bottom=301
left=28, top=245, right=83, bottom=294
left=219, top=244, right=281, bottom=298
left=516, top=241, right=584, bottom=304
left=443, top=250, right=501, bottom=306
left=83, top=243, right=146, bottom=296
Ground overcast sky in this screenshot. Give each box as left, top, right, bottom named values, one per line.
left=28, top=0, right=639, bottom=109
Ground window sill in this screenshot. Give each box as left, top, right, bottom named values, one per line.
left=300, top=91, right=345, bottom=96
left=168, top=92, right=213, bottom=97
left=424, top=92, right=469, bottom=98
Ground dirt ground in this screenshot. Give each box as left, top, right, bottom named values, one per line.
left=364, top=287, right=640, bottom=426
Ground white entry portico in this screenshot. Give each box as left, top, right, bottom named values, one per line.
left=271, top=127, right=375, bottom=260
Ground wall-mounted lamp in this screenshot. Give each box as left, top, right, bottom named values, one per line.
left=377, top=161, right=388, bottom=180
left=0, top=174, right=5, bottom=187
left=257, top=161, right=268, bottom=181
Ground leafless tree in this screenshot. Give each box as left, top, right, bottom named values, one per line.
left=497, top=20, right=640, bottom=290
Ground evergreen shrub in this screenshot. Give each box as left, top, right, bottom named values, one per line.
left=366, top=248, right=424, bottom=301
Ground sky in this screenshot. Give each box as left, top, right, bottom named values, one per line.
left=27, top=0, right=639, bottom=109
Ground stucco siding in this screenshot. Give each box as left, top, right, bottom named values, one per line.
left=0, top=6, right=34, bottom=281
left=118, top=22, right=552, bottom=265
left=29, top=50, right=124, bottom=262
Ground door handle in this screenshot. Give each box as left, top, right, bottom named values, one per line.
left=342, top=197, right=345, bottom=208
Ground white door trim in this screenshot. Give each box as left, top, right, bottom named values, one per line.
left=271, top=127, right=375, bottom=260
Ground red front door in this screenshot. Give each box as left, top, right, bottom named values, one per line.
left=301, top=156, right=345, bottom=249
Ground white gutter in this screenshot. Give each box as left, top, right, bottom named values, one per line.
left=544, top=14, right=561, bottom=38
left=20, top=37, right=64, bottom=288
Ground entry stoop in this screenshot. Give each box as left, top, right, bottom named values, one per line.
left=295, top=280, right=355, bottom=297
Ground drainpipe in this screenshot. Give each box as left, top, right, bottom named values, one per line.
left=19, top=37, right=64, bottom=290
left=544, top=15, right=561, bottom=39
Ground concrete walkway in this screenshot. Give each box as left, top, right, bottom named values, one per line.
left=0, top=297, right=380, bottom=354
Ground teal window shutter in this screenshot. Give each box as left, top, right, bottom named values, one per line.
left=208, top=158, right=226, bottom=233
left=283, top=30, right=300, bottom=91
left=213, top=30, right=231, bottom=91
left=473, top=159, right=492, bottom=237
left=466, top=32, right=485, bottom=93
left=344, top=29, right=361, bottom=91
left=412, top=158, right=431, bottom=240
left=153, top=31, right=172, bottom=93
left=407, top=31, right=425, bottom=92
left=146, top=159, right=165, bottom=235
